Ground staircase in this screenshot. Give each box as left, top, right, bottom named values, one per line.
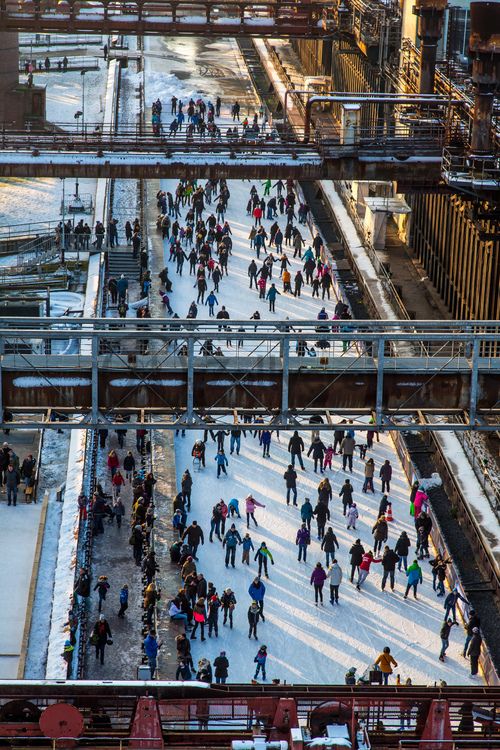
left=107, top=247, right=141, bottom=280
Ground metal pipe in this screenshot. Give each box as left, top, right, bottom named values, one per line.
left=414, top=0, right=447, bottom=93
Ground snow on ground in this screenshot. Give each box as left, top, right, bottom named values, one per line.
left=0, top=429, right=41, bottom=678
left=45, top=428, right=86, bottom=678
left=145, top=34, right=479, bottom=685
left=0, top=53, right=107, bottom=228
left=24, top=429, right=71, bottom=678
left=164, top=183, right=479, bottom=685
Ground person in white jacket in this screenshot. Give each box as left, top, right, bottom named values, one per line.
left=346, top=502, right=359, bottom=530
left=327, top=560, right=343, bottom=605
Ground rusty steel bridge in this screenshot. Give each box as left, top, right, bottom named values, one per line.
left=0, top=318, right=498, bottom=432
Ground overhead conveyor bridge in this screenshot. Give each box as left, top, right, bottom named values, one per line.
left=0, top=318, right=498, bottom=432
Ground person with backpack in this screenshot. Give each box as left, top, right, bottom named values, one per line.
left=92, top=614, right=112, bottom=665
left=253, top=645, right=268, bottom=680
left=375, top=646, right=398, bottom=685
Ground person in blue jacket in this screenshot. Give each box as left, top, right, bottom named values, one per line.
left=300, top=498, right=314, bottom=531
left=118, top=584, right=128, bottom=618
left=248, top=576, right=266, bottom=619
left=443, top=587, right=469, bottom=623
left=260, top=430, right=272, bottom=458
left=143, top=629, right=161, bottom=679
left=215, top=449, right=228, bottom=478
left=228, top=497, right=241, bottom=518
left=253, top=645, right=268, bottom=680
left=205, top=291, right=218, bottom=317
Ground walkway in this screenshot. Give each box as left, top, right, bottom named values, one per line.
left=0, top=428, right=41, bottom=678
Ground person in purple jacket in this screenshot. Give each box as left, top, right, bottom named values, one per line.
left=310, top=562, right=327, bottom=605
left=296, top=523, right=311, bottom=563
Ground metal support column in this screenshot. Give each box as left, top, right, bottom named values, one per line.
left=469, top=337, right=480, bottom=427
left=376, top=337, right=385, bottom=424
left=186, top=337, right=195, bottom=424
left=281, top=336, right=290, bottom=425
left=91, top=334, right=99, bottom=424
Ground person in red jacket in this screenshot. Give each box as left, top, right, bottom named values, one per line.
left=310, top=562, right=327, bottom=605
left=107, top=449, right=119, bottom=478
left=253, top=205, right=263, bottom=227
left=356, top=550, right=381, bottom=591
left=112, top=469, right=125, bottom=499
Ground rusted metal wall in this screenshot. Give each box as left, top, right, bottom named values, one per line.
left=3, top=369, right=498, bottom=411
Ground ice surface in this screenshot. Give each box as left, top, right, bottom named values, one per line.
left=45, top=428, right=86, bottom=678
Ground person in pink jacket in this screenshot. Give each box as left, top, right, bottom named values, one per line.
left=413, top=488, right=429, bottom=517
left=310, top=562, right=328, bottom=605
left=246, top=495, right=266, bottom=528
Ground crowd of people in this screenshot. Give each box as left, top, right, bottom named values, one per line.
left=68, top=425, right=164, bottom=677
left=164, top=419, right=482, bottom=684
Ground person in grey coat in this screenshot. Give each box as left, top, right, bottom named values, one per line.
left=5, top=464, right=20, bottom=506
left=327, top=560, right=343, bottom=604
left=340, top=436, right=355, bottom=472
left=467, top=628, right=482, bottom=676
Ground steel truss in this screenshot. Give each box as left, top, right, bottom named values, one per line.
left=0, top=318, right=498, bottom=432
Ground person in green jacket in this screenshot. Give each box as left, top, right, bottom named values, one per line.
left=254, top=542, right=274, bottom=578
left=404, top=560, right=423, bottom=599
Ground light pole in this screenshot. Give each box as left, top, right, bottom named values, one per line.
left=81, top=70, right=86, bottom=136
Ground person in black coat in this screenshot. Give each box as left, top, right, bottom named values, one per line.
left=463, top=610, right=481, bottom=658
left=213, top=651, right=229, bottom=684
left=339, top=479, right=354, bottom=516
left=395, top=532, right=411, bottom=572
left=349, top=539, right=365, bottom=582
left=381, top=546, right=400, bottom=591
left=182, top=521, right=204, bottom=559
left=288, top=430, right=305, bottom=470
left=74, top=567, right=91, bottom=599
left=307, top=437, right=326, bottom=473
left=467, top=629, right=482, bottom=676
left=321, top=527, right=339, bottom=567
left=283, top=465, right=298, bottom=506
left=313, top=502, right=330, bottom=540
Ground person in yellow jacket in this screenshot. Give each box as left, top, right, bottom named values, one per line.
left=375, top=646, right=398, bottom=685
left=282, top=269, right=292, bottom=293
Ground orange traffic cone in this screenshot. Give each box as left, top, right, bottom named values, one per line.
left=386, top=502, right=394, bottom=522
